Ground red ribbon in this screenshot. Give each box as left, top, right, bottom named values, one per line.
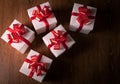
left=48, top=30, right=68, bottom=50
left=72, top=5, right=95, bottom=32
left=7, top=24, right=30, bottom=46
left=30, top=5, right=53, bottom=31
left=25, top=54, right=48, bottom=78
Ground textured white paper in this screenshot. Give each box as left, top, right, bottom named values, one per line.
left=1, top=19, right=35, bottom=54
left=69, top=3, right=97, bottom=34
left=42, top=25, right=75, bottom=57
left=27, top=2, right=57, bottom=34
left=19, top=49, right=53, bottom=83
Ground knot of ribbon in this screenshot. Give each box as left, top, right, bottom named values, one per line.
left=25, top=54, right=48, bottom=78
left=7, top=24, right=30, bottom=46
left=30, top=5, right=53, bottom=31
left=72, top=5, right=95, bottom=32
left=48, top=30, right=68, bottom=50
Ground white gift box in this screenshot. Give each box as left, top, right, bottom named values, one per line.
left=42, top=25, right=75, bottom=57
left=69, top=3, right=97, bottom=34
left=19, top=49, right=53, bottom=83
left=1, top=19, right=35, bottom=54
left=27, top=2, right=57, bottom=34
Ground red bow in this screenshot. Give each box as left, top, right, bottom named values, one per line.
left=30, top=5, right=53, bottom=31
left=72, top=5, right=95, bottom=32
left=25, top=54, right=48, bottom=78
left=48, top=30, right=68, bottom=50
left=7, top=24, right=30, bottom=46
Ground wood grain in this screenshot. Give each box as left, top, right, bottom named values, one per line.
left=0, top=0, right=120, bottom=84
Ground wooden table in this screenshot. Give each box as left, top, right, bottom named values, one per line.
left=0, top=0, right=120, bottom=84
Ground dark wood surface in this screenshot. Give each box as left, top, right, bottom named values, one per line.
left=0, top=0, right=120, bottom=84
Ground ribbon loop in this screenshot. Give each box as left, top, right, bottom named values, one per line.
left=77, top=6, right=91, bottom=24
left=7, top=24, right=30, bottom=46
left=48, top=30, right=68, bottom=50
left=72, top=5, right=95, bottom=32
left=30, top=5, right=53, bottom=31
left=25, top=54, right=48, bottom=78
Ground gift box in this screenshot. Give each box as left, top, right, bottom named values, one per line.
left=69, top=3, right=97, bottom=34
left=1, top=19, right=35, bottom=54
left=19, top=49, right=53, bottom=83
left=27, top=2, right=57, bottom=34
left=42, top=25, right=75, bottom=57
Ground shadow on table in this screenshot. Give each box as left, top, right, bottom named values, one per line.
left=44, top=58, right=72, bottom=81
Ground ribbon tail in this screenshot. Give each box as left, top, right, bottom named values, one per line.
left=25, top=59, right=32, bottom=63
left=30, top=16, right=36, bottom=21
left=36, top=5, right=41, bottom=12
left=72, top=12, right=79, bottom=16
left=39, top=63, right=48, bottom=72
left=76, top=21, right=84, bottom=32
left=43, top=19, right=49, bottom=31
left=19, top=36, right=31, bottom=46
left=48, top=43, right=54, bottom=50
left=7, top=34, right=13, bottom=45
left=7, top=28, right=14, bottom=33
left=62, top=42, right=68, bottom=50
left=8, top=41, right=12, bottom=45
left=28, top=69, right=34, bottom=78
left=36, top=70, right=42, bottom=76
